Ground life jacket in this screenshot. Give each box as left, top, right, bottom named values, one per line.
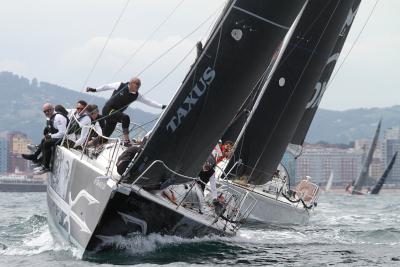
left=105, top=82, right=139, bottom=112
left=67, top=113, right=89, bottom=135
left=46, top=112, right=69, bottom=134
left=212, top=144, right=227, bottom=164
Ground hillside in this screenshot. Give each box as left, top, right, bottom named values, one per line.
left=0, top=71, right=158, bottom=142
left=1, top=71, right=399, bottom=144
left=307, top=107, right=400, bottom=143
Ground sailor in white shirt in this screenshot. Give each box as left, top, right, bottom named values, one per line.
left=86, top=77, right=166, bottom=146
left=67, top=100, right=92, bottom=148
left=29, top=103, right=68, bottom=174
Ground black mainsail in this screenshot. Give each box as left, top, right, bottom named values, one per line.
left=352, top=119, right=382, bottom=194
left=291, top=0, right=361, bottom=146
left=370, top=152, right=397, bottom=195
left=123, top=0, right=307, bottom=187
left=225, top=0, right=358, bottom=185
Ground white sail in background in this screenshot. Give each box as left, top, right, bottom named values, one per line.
left=325, top=170, right=334, bottom=192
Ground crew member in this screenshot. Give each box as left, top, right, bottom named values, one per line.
left=23, top=103, right=68, bottom=174
left=86, top=77, right=166, bottom=146
left=66, top=100, right=91, bottom=149
left=198, top=141, right=233, bottom=204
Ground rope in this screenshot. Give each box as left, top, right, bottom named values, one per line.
left=112, top=0, right=186, bottom=79
left=327, top=0, right=380, bottom=89
left=282, top=192, right=314, bottom=210
left=81, top=0, right=132, bottom=91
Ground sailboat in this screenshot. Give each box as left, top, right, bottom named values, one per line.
left=350, top=119, right=381, bottom=195
left=369, top=152, right=397, bottom=195
left=325, top=170, right=334, bottom=192
left=219, top=0, right=362, bottom=225
left=46, top=0, right=307, bottom=257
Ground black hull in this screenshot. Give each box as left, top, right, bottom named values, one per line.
left=86, top=190, right=233, bottom=253
left=0, top=183, right=47, bottom=192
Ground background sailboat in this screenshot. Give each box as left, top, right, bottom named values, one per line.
left=325, top=170, right=334, bottom=192
left=370, top=152, right=398, bottom=195
left=351, top=119, right=381, bottom=195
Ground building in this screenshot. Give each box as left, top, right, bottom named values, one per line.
left=383, top=127, right=400, bottom=186
left=6, top=131, right=31, bottom=173
left=296, top=144, right=363, bottom=187
left=0, top=136, right=7, bottom=173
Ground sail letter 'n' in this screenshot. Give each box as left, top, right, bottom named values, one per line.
left=123, top=0, right=307, bottom=188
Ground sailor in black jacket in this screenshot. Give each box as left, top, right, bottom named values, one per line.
left=86, top=77, right=166, bottom=146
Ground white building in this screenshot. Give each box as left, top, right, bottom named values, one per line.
left=296, top=144, right=363, bottom=186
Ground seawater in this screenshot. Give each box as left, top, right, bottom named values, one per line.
left=0, top=192, right=399, bottom=266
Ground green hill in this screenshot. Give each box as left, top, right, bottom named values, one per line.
left=307, top=107, right=400, bottom=144
left=1, top=71, right=398, bottom=144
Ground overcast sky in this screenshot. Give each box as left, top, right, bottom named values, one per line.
left=0, top=0, right=398, bottom=112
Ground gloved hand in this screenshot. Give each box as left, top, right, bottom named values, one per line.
left=86, top=87, right=97, bottom=92
left=161, top=104, right=167, bottom=110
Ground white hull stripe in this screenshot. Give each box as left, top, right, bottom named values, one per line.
left=48, top=186, right=93, bottom=235
left=233, top=6, right=289, bottom=30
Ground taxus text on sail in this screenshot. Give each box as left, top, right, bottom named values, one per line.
left=166, top=67, right=216, bottom=133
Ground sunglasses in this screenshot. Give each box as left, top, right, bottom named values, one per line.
left=43, top=109, right=52, bottom=114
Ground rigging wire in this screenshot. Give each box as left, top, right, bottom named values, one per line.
left=84, top=4, right=225, bottom=130
left=111, top=0, right=186, bottom=80
left=142, top=45, right=196, bottom=96
left=135, top=5, right=224, bottom=78
left=81, top=0, right=132, bottom=91
left=141, top=4, right=224, bottom=96
left=327, top=0, right=380, bottom=89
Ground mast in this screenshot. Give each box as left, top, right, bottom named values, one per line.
left=370, top=152, right=397, bottom=195
left=226, top=0, right=358, bottom=185
left=291, top=0, right=361, bottom=146
left=122, top=0, right=307, bottom=188
left=352, top=119, right=382, bottom=194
